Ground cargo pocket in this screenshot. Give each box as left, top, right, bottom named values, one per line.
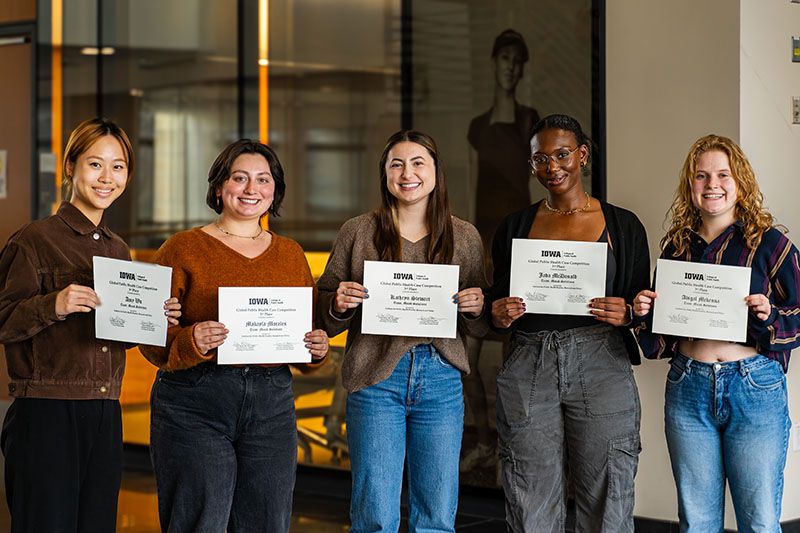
left=497, top=445, right=518, bottom=507
left=607, top=433, right=640, bottom=502
left=496, top=341, right=538, bottom=429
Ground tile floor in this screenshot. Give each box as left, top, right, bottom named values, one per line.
left=0, top=449, right=508, bottom=532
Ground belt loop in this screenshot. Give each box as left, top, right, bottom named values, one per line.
left=684, top=357, right=693, bottom=374
left=738, top=359, right=747, bottom=376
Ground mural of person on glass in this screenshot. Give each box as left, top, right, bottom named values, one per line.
left=468, top=28, right=541, bottom=248
left=462, top=28, right=540, bottom=476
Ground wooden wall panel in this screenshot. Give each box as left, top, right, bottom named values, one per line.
left=0, top=0, right=36, bottom=24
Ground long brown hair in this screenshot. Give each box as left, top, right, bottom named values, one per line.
left=374, top=130, right=454, bottom=264
left=662, top=134, right=773, bottom=255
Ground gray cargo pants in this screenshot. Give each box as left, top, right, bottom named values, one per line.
left=496, top=324, right=641, bottom=533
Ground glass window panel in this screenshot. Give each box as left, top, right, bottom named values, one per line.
left=36, top=0, right=599, bottom=486
left=263, top=0, right=402, bottom=250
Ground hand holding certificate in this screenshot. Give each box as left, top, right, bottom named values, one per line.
left=361, top=260, right=459, bottom=338
left=218, top=287, right=312, bottom=364
left=510, top=238, right=607, bottom=316
left=93, top=257, right=173, bottom=346
left=652, top=259, right=751, bottom=342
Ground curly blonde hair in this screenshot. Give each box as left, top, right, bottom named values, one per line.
left=661, top=134, right=773, bottom=255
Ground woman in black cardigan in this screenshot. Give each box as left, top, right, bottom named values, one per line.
left=487, top=114, right=650, bottom=533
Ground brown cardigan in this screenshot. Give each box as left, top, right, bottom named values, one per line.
left=140, top=228, right=326, bottom=372
left=316, top=214, right=488, bottom=392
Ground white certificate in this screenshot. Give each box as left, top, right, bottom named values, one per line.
left=652, top=259, right=751, bottom=342
left=361, top=260, right=459, bottom=338
left=218, top=287, right=312, bottom=365
left=93, top=257, right=173, bottom=346
left=509, top=238, right=607, bottom=315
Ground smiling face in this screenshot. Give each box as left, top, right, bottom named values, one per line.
left=217, top=153, right=275, bottom=221
left=385, top=141, right=436, bottom=209
left=530, top=127, right=587, bottom=195
left=493, top=44, right=524, bottom=92
left=691, top=149, right=738, bottom=224
left=67, top=135, right=128, bottom=224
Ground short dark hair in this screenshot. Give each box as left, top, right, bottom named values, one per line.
left=491, top=29, right=529, bottom=63
left=531, top=114, right=593, bottom=172
left=205, top=139, right=286, bottom=217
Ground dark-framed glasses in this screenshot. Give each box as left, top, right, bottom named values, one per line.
left=529, top=146, right=580, bottom=170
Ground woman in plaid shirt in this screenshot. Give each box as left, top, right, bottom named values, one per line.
left=634, top=134, right=799, bottom=532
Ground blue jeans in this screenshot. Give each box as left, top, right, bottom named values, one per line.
left=150, top=363, right=297, bottom=533
left=665, top=351, right=791, bottom=533
left=496, top=324, right=641, bottom=533
left=346, top=344, right=464, bottom=533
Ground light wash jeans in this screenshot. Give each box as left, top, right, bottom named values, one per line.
left=346, top=344, right=464, bottom=533
left=496, top=324, right=641, bottom=533
left=665, top=351, right=791, bottom=533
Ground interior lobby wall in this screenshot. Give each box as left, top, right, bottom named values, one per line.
left=738, top=0, right=800, bottom=523
left=607, top=0, right=800, bottom=527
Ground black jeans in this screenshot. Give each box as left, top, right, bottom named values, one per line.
left=150, top=363, right=297, bottom=533
left=1, top=398, right=122, bottom=533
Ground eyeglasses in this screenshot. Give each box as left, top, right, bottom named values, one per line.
left=529, top=146, right=580, bottom=170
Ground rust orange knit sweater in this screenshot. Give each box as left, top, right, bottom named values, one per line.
left=140, top=227, right=325, bottom=372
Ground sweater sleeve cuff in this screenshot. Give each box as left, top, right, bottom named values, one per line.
left=169, top=324, right=214, bottom=370
left=749, top=306, right=777, bottom=329
left=295, top=350, right=329, bottom=374
left=329, top=304, right=356, bottom=322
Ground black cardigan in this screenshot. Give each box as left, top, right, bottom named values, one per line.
left=487, top=199, right=651, bottom=365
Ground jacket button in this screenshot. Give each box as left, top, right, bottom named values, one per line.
left=92, top=232, right=100, bottom=240
left=8, top=384, right=15, bottom=393
left=101, top=345, right=108, bottom=353
left=100, top=386, right=107, bottom=393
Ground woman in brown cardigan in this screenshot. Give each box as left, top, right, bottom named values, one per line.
left=316, top=130, right=488, bottom=533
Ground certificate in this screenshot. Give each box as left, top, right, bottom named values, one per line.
left=93, top=257, right=173, bottom=346
left=218, top=287, right=312, bottom=364
left=652, top=259, right=750, bottom=342
left=361, top=260, right=459, bottom=338
left=509, top=238, right=607, bottom=315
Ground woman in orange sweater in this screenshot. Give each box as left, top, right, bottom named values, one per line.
left=140, top=139, right=329, bottom=533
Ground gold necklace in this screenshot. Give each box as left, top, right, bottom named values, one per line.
left=214, top=220, right=263, bottom=240
left=544, top=192, right=591, bottom=216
